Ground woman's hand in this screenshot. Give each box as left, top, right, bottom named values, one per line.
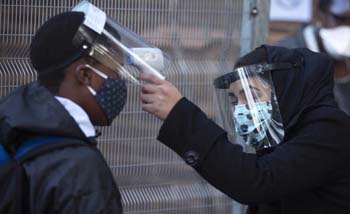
left=139, top=73, right=183, bottom=120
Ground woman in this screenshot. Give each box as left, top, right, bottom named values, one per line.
left=139, top=45, right=350, bottom=214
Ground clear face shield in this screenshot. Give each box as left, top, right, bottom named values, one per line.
left=72, top=1, right=166, bottom=84
left=213, top=63, right=291, bottom=151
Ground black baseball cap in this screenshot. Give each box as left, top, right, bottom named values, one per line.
left=30, top=12, right=89, bottom=74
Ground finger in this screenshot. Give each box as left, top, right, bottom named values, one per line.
left=141, top=84, right=158, bottom=94
left=140, top=93, right=155, bottom=104
left=139, top=72, right=164, bottom=85
left=142, top=103, right=156, bottom=113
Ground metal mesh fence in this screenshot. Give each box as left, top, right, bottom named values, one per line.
left=0, top=0, right=257, bottom=213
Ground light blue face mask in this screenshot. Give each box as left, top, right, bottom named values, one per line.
left=232, top=102, right=272, bottom=147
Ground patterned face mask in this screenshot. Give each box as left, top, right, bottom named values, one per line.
left=232, top=102, right=272, bottom=147
left=85, top=64, right=127, bottom=125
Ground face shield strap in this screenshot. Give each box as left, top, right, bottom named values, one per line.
left=84, top=64, right=106, bottom=96
left=84, top=64, right=108, bottom=79
left=213, top=62, right=301, bottom=89
left=88, top=45, right=140, bottom=85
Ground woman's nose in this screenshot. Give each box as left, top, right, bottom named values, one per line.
left=237, top=99, right=248, bottom=105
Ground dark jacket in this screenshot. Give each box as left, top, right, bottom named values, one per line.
left=157, top=46, right=350, bottom=214
left=0, top=82, right=122, bottom=214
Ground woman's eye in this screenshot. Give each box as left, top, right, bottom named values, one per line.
left=251, top=92, right=262, bottom=102
left=228, top=95, right=238, bottom=105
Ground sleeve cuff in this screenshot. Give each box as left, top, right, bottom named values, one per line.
left=157, top=97, right=226, bottom=167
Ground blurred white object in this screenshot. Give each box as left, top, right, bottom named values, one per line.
left=319, top=26, right=350, bottom=59
left=270, top=0, right=312, bottom=22
left=127, top=48, right=165, bottom=72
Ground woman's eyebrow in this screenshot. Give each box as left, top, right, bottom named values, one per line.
left=250, top=85, right=261, bottom=91
left=238, top=85, right=260, bottom=95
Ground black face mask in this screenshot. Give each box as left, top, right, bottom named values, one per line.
left=86, top=64, right=127, bottom=125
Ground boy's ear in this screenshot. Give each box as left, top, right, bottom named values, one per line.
left=75, top=64, right=92, bottom=85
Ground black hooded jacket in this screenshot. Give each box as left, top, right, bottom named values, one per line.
left=0, top=82, right=122, bottom=213
left=157, top=46, right=350, bottom=214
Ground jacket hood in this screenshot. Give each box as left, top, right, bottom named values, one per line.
left=0, top=82, right=86, bottom=148
left=264, top=45, right=338, bottom=132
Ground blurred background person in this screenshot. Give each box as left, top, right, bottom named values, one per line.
left=272, top=0, right=350, bottom=115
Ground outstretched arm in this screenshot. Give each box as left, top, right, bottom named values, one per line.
left=139, top=73, right=340, bottom=204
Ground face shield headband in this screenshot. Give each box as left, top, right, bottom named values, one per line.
left=214, top=62, right=297, bottom=89
left=213, top=62, right=301, bottom=150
